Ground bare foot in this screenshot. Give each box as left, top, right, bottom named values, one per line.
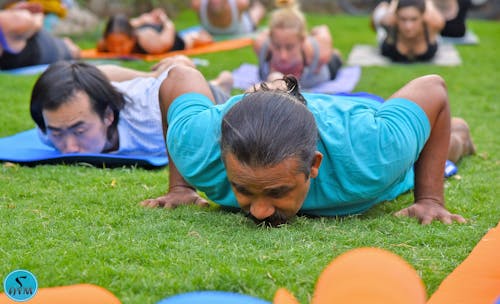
left=63, top=37, right=81, bottom=59
left=184, top=30, right=213, bottom=49
left=210, top=70, right=233, bottom=96
left=448, top=117, right=476, bottom=163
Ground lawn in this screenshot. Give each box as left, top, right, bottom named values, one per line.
left=0, top=10, right=499, bottom=304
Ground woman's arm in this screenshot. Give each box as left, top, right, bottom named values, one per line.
left=424, top=0, right=445, bottom=34
left=306, top=25, right=333, bottom=67
left=252, top=29, right=269, bottom=55
left=379, top=0, right=398, bottom=28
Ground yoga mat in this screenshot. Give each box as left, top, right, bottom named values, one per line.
left=232, top=63, right=362, bottom=94
left=0, top=284, right=120, bottom=304
left=0, top=129, right=168, bottom=169
left=438, top=30, right=479, bottom=45
left=81, top=37, right=253, bottom=62
left=347, top=44, right=462, bottom=66
left=427, top=221, right=500, bottom=304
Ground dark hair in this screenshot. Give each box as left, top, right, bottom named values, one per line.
left=30, top=61, right=126, bottom=133
left=103, top=13, right=135, bottom=39
left=221, top=76, right=318, bottom=177
left=397, top=0, right=426, bottom=13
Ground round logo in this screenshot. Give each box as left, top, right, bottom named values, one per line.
left=3, top=270, right=38, bottom=302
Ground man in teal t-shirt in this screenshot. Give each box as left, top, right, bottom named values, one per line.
left=142, top=66, right=475, bottom=227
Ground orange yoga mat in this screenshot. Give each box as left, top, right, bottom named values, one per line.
left=427, top=221, right=500, bottom=304
left=0, top=283, right=120, bottom=304
left=81, top=37, right=253, bottom=62
left=274, top=247, right=427, bottom=304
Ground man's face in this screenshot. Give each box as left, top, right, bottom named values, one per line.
left=225, top=152, right=321, bottom=227
left=42, top=91, right=113, bottom=154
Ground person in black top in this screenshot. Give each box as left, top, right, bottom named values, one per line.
left=372, top=0, right=445, bottom=63
left=0, top=6, right=80, bottom=70
left=433, top=0, right=471, bottom=38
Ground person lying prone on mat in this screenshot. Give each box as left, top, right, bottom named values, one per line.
left=253, top=0, right=343, bottom=89
left=372, top=0, right=445, bottom=62
left=432, top=0, right=472, bottom=38
left=97, top=8, right=213, bottom=55
left=191, top=0, right=266, bottom=36
left=0, top=5, right=80, bottom=70
left=29, top=55, right=233, bottom=155
left=140, top=63, right=476, bottom=227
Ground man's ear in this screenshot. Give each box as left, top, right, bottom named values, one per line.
left=104, top=106, right=115, bottom=127
left=310, top=151, right=323, bottom=179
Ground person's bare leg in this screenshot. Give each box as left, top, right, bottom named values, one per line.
left=448, top=117, right=476, bottom=163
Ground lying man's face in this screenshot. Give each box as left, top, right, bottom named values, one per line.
left=42, top=91, right=113, bottom=154
left=225, top=152, right=319, bottom=227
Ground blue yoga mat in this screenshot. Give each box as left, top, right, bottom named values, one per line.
left=0, top=129, right=168, bottom=169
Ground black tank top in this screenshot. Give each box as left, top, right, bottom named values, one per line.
left=381, top=24, right=438, bottom=62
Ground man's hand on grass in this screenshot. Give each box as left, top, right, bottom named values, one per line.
left=141, top=186, right=209, bottom=209
left=395, top=198, right=466, bottom=225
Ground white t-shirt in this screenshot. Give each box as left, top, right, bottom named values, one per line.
left=112, top=71, right=168, bottom=156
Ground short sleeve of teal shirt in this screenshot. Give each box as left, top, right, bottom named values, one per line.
left=167, top=92, right=242, bottom=207
left=303, top=93, right=431, bottom=216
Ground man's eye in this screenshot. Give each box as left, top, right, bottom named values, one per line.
left=237, top=188, right=252, bottom=196
left=74, top=129, right=86, bottom=136
left=267, top=190, right=285, bottom=199
left=233, top=184, right=252, bottom=196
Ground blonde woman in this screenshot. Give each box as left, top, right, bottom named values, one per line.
left=253, top=0, right=342, bottom=89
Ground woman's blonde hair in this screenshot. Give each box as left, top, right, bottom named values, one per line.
left=270, top=0, right=307, bottom=40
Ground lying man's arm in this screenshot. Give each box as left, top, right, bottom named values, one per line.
left=141, top=65, right=215, bottom=209
left=98, top=55, right=196, bottom=82
left=391, top=74, right=466, bottom=225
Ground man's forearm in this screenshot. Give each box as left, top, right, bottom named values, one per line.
left=167, top=152, right=195, bottom=191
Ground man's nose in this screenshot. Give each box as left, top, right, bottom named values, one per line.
left=62, top=136, right=80, bottom=154
left=250, top=199, right=275, bottom=220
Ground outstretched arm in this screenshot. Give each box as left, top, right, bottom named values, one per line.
left=141, top=65, right=215, bottom=209
left=306, top=25, right=334, bottom=70
left=424, top=0, right=445, bottom=34
left=391, top=75, right=466, bottom=225
left=98, top=55, right=195, bottom=82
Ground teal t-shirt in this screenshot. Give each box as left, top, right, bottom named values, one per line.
left=167, top=92, right=430, bottom=216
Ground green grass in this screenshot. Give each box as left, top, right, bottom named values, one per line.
left=1, top=11, right=499, bottom=304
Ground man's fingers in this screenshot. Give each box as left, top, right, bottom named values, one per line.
left=439, top=215, right=453, bottom=225
left=394, top=208, right=409, bottom=217
left=194, top=197, right=210, bottom=208
left=141, top=199, right=161, bottom=208
left=451, top=214, right=467, bottom=223
left=420, top=215, right=433, bottom=225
